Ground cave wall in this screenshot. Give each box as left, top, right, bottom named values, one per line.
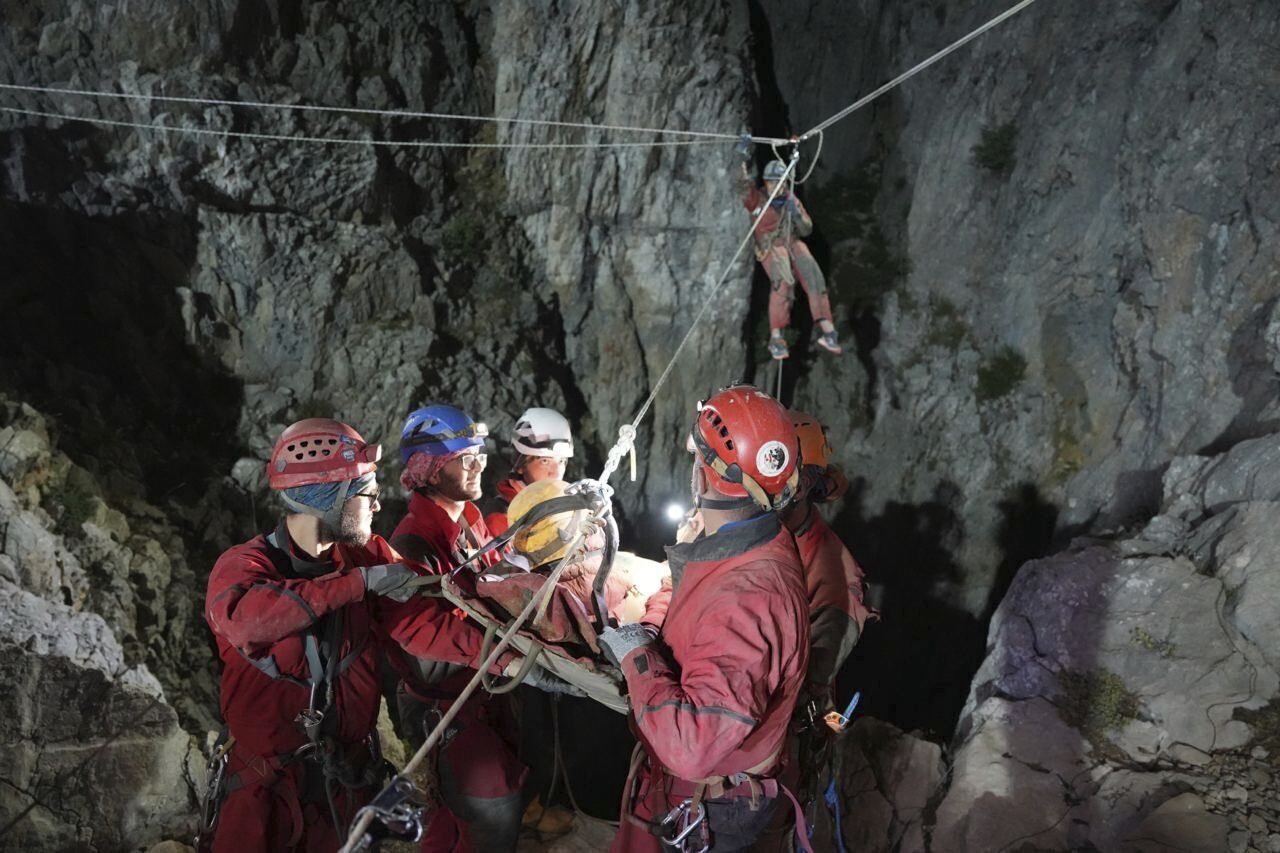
left=755, top=0, right=1280, bottom=731
left=2, top=0, right=1279, bottom=847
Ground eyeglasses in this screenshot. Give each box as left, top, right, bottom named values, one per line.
left=353, top=486, right=380, bottom=503
left=455, top=453, right=487, bottom=473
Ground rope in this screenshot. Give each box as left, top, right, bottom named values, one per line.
left=550, top=694, right=620, bottom=828
left=793, top=131, right=824, bottom=185
left=799, top=0, right=1043, bottom=140
left=0, top=106, right=731, bottom=150
left=0, top=80, right=791, bottom=145
left=598, top=149, right=800, bottom=484
left=337, top=511, right=603, bottom=853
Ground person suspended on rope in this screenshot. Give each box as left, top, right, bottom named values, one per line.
left=599, top=385, right=814, bottom=853
left=483, top=407, right=575, bottom=536
left=199, top=418, right=523, bottom=853
left=737, top=143, right=842, bottom=361
left=386, top=403, right=548, bottom=852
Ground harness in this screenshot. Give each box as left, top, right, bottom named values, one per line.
left=197, top=523, right=394, bottom=848
left=620, top=744, right=814, bottom=853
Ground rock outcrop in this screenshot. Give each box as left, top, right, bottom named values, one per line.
left=0, top=396, right=204, bottom=848
left=925, top=434, right=1280, bottom=852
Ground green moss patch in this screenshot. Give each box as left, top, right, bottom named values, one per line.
left=1056, top=669, right=1143, bottom=757
left=976, top=345, right=1027, bottom=402
left=973, top=122, right=1018, bottom=175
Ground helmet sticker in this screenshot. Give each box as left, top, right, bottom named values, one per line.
left=756, top=441, right=790, bottom=477
left=342, top=449, right=356, bottom=461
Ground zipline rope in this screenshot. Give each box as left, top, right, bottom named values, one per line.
left=0, top=105, right=730, bottom=150
left=0, top=80, right=790, bottom=145
left=799, top=0, right=1042, bottom=139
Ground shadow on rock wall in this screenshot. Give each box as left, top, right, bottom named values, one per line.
left=0, top=199, right=244, bottom=506
left=836, top=479, right=1057, bottom=738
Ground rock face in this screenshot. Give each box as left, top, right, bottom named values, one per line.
left=927, top=435, right=1280, bottom=852
left=0, top=396, right=204, bottom=848
left=752, top=0, right=1280, bottom=733
left=0, top=0, right=762, bottom=545
left=2, top=0, right=1279, bottom=848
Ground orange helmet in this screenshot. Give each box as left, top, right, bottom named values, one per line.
left=790, top=410, right=832, bottom=470
left=689, top=385, right=799, bottom=511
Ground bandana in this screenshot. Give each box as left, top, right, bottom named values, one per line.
left=401, top=449, right=465, bottom=491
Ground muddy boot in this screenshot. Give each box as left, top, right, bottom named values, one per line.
left=769, top=334, right=790, bottom=360
left=816, top=330, right=842, bottom=354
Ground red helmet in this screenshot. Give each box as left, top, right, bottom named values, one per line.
left=689, top=385, right=799, bottom=511
left=267, top=418, right=382, bottom=490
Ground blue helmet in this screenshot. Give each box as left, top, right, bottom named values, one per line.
left=399, top=405, right=489, bottom=463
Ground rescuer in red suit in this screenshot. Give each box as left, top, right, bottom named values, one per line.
left=599, top=385, right=812, bottom=852
left=201, top=418, right=510, bottom=852
left=388, top=404, right=529, bottom=852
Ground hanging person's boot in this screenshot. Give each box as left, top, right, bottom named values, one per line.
left=769, top=331, right=790, bottom=360
left=816, top=322, right=843, bottom=354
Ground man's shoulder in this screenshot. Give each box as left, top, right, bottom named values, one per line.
left=343, top=534, right=399, bottom=567
left=212, top=534, right=273, bottom=571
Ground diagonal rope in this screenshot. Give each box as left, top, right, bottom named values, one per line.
left=800, top=0, right=1043, bottom=139
left=0, top=80, right=790, bottom=145
left=0, top=105, right=725, bottom=149
left=598, top=150, right=799, bottom=484
left=337, top=513, right=602, bottom=853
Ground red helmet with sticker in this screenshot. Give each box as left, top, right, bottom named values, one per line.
left=267, top=418, right=382, bottom=490
left=689, top=385, right=799, bottom=511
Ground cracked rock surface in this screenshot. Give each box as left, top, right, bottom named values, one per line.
left=920, top=436, right=1280, bottom=852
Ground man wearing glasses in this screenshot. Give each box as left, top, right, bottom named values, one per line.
left=389, top=404, right=528, bottom=851
left=201, top=418, right=516, bottom=852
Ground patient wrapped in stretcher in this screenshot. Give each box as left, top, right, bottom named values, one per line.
left=471, top=479, right=668, bottom=650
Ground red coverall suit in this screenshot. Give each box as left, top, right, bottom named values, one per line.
left=611, top=513, right=810, bottom=852
left=482, top=477, right=524, bottom=537
left=390, top=491, right=527, bottom=851
left=740, top=180, right=833, bottom=332
left=793, top=508, right=872, bottom=688
left=204, top=522, right=499, bottom=852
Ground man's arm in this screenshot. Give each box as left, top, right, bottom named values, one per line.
left=791, top=195, right=815, bottom=237
left=206, top=552, right=365, bottom=652
left=616, top=588, right=799, bottom=780
left=805, top=533, right=873, bottom=687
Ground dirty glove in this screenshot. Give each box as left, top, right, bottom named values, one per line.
left=598, top=623, right=658, bottom=668
left=361, top=563, right=418, bottom=603
left=515, top=661, right=587, bottom=697
left=735, top=132, right=753, bottom=159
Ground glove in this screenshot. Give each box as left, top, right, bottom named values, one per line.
left=361, top=563, right=419, bottom=602
left=514, top=661, right=587, bottom=697
left=598, top=623, right=658, bottom=668
left=734, top=132, right=753, bottom=158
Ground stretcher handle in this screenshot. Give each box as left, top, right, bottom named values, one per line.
left=478, top=623, right=544, bottom=694
left=590, top=513, right=621, bottom=631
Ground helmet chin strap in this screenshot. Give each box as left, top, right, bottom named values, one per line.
left=695, top=494, right=759, bottom=511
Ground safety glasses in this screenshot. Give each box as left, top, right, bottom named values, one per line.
left=454, top=453, right=488, bottom=473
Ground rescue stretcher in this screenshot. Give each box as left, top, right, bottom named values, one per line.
left=425, top=549, right=670, bottom=714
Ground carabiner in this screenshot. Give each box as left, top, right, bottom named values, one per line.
left=659, top=799, right=710, bottom=852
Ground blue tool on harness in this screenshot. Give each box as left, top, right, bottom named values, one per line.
left=823, top=691, right=861, bottom=733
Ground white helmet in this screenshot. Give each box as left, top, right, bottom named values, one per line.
left=512, top=408, right=574, bottom=458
